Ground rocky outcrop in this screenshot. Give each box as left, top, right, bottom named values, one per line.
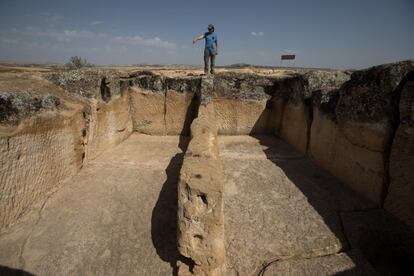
left=0, top=91, right=61, bottom=125
left=385, top=71, right=414, bottom=229
left=310, top=61, right=414, bottom=204
left=124, top=75, right=200, bottom=135
left=177, top=102, right=226, bottom=275
left=44, top=68, right=122, bottom=99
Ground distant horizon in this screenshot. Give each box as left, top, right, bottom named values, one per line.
left=2, top=59, right=413, bottom=71
left=1, top=0, right=413, bottom=69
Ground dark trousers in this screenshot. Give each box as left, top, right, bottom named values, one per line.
left=204, top=48, right=216, bottom=74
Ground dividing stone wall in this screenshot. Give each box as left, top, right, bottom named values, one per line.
left=177, top=97, right=226, bottom=275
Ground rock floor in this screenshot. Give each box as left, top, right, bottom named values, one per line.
left=219, top=135, right=413, bottom=276
left=0, top=134, right=413, bottom=276
left=0, top=134, right=187, bottom=276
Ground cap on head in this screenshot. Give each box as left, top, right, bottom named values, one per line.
left=208, top=24, right=215, bottom=31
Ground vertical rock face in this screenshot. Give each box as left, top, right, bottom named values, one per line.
left=385, top=71, right=414, bottom=229
left=310, top=61, right=414, bottom=204
left=274, top=71, right=351, bottom=154
left=84, top=94, right=133, bottom=161
left=211, top=73, right=277, bottom=134
left=126, top=75, right=201, bottom=135
left=128, top=74, right=167, bottom=135
left=0, top=91, right=87, bottom=230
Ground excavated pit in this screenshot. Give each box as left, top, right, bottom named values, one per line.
left=1, top=62, right=414, bottom=276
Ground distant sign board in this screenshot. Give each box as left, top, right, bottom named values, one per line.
left=281, top=54, right=296, bottom=60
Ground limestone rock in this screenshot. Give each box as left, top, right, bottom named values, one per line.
left=0, top=105, right=86, bottom=230
left=177, top=104, right=226, bottom=275
left=310, top=61, right=414, bottom=204
left=0, top=91, right=60, bottom=124
left=385, top=71, right=414, bottom=229
left=211, top=73, right=277, bottom=134
left=84, top=94, right=133, bottom=161
left=126, top=74, right=201, bottom=135
left=336, top=61, right=414, bottom=125
left=212, top=72, right=275, bottom=101
left=333, top=61, right=414, bottom=157
left=273, top=70, right=350, bottom=153
left=44, top=68, right=122, bottom=99
left=273, top=70, right=350, bottom=103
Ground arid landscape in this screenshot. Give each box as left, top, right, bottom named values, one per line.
left=0, top=61, right=413, bottom=275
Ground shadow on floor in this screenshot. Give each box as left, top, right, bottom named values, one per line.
left=255, top=135, right=414, bottom=275
left=0, top=266, right=34, bottom=276
left=150, top=135, right=191, bottom=276
left=151, top=89, right=199, bottom=275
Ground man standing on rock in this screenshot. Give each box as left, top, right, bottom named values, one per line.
left=193, top=24, right=219, bottom=75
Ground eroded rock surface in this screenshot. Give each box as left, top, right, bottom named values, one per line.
left=0, top=91, right=60, bottom=124
left=44, top=68, right=122, bottom=99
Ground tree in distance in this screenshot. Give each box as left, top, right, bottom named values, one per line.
left=65, top=56, right=93, bottom=69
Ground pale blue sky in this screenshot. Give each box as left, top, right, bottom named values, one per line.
left=0, top=0, right=413, bottom=69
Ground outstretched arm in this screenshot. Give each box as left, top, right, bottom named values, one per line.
left=192, top=34, right=204, bottom=44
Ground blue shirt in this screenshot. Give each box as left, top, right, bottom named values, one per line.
left=204, top=32, right=217, bottom=51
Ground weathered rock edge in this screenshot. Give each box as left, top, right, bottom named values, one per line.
left=177, top=94, right=226, bottom=275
